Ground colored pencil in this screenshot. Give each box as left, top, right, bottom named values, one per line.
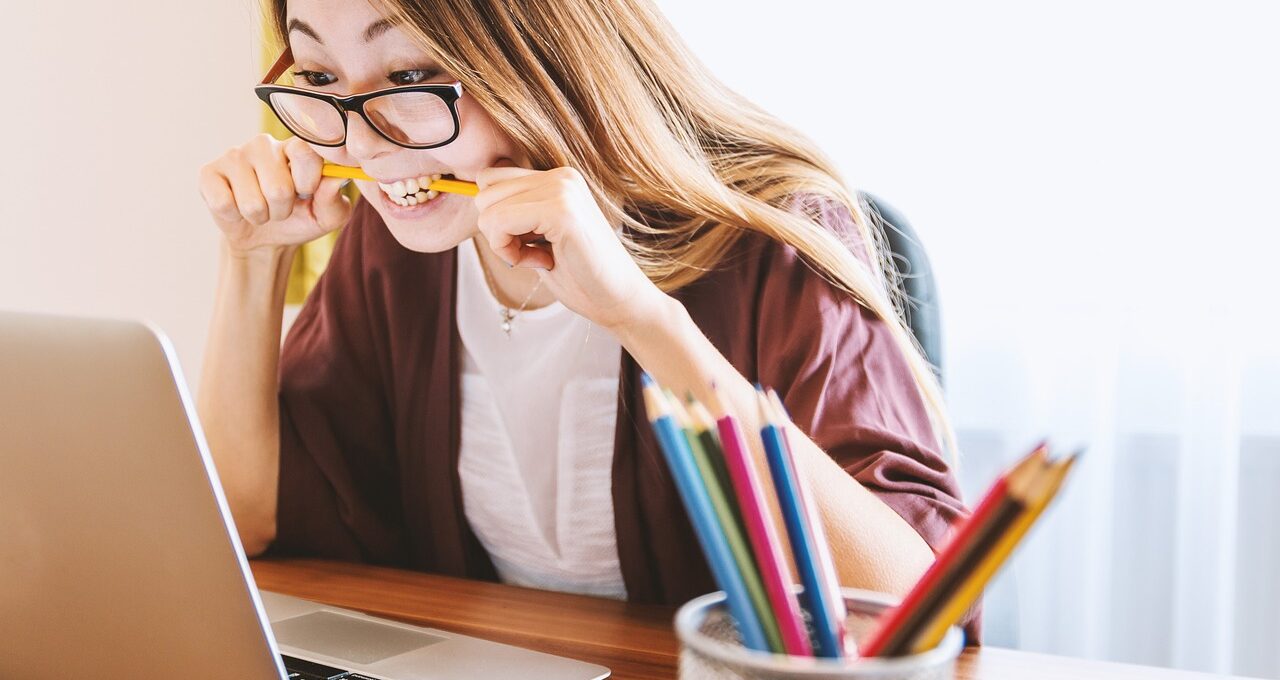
left=640, top=375, right=770, bottom=652
left=861, top=444, right=1047, bottom=657
left=706, top=384, right=814, bottom=656
left=757, top=388, right=845, bottom=657
left=687, top=395, right=747, bottom=537
left=907, top=452, right=1078, bottom=653
left=321, top=162, right=479, bottom=196
left=668, top=391, right=785, bottom=653
left=765, top=388, right=850, bottom=656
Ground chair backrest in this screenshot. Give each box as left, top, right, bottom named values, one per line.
left=859, top=192, right=944, bottom=386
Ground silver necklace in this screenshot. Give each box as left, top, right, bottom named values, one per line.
left=474, top=240, right=545, bottom=337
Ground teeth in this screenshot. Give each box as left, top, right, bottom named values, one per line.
left=379, top=173, right=450, bottom=206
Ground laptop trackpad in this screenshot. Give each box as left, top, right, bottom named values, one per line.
left=273, top=610, right=445, bottom=665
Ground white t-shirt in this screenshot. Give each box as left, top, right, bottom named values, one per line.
left=454, top=237, right=627, bottom=599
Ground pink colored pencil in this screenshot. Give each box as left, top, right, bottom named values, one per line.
left=707, top=384, right=813, bottom=656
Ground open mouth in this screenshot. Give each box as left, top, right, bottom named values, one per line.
left=377, top=173, right=456, bottom=207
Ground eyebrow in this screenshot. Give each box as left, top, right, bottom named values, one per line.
left=363, top=18, right=396, bottom=42
left=286, top=17, right=397, bottom=45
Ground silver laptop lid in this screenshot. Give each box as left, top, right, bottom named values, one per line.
left=0, top=311, right=286, bottom=679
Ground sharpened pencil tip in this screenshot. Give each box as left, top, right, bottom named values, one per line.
left=705, top=381, right=726, bottom=417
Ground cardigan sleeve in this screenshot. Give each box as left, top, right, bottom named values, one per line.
left=754, top=196, right=980, bottom=638
left=266, top=204, right=405, bottom=563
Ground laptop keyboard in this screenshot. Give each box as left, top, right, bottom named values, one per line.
left=282, top=653, right=376, bottom=680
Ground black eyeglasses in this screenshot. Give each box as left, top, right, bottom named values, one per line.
left=255, top=47, right=462, bottom=149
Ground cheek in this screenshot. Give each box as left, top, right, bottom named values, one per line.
left=432, top=97, right=524, bottom=170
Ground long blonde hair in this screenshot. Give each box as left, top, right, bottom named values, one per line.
left=268, top=0, right=957, bottom=459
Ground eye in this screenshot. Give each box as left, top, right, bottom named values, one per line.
left=389, top=69, right=440, bottom=86
left=291, top=70, right=336, bottom=87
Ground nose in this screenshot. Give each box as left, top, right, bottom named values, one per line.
left=342, top=112, right=397, bottom=162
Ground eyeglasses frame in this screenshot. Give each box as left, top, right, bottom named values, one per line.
left=254, top=47, right=463, bottom=150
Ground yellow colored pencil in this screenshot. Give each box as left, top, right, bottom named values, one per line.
left=907, top=453, right=1078, bottom=653
left=321, top=163, right=478, bottom=197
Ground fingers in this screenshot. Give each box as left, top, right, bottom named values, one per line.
left=284, top=136, right=323, bottom=200
left=476, top=165, right=536, bottom=189
left=477, top=197, right=562, bottom=267
left=513, top=242, right=555, bottom=270
left=310, top=176, right=353, bottom=232
left=201, top=135, right=298, bottom=227
left=475, top=167, right=592, bottom=270
left=198, top=164, right=243, bottom=226
left=220, top=152, right=272, bottom=226
left=200, top=133, right=356, bottom=253
left=475, top=166, right=543, bottom=210
left=248, top=137, right=297, bottom=223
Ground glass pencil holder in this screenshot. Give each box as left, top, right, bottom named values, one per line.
left=674, top=588, right=964, bottom=680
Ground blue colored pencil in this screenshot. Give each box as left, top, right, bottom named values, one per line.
left=641, top=374, right=771, bottom=652
left=767, top=388, right=850, bottom=653
left=757, top=387, right=846, bottom=657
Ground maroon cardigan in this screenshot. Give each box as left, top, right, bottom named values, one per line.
left=269, top=196, right=979, bottom=640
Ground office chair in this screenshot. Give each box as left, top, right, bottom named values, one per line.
left=859, top=192, right=944, bottom=387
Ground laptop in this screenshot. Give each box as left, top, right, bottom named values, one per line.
left=0, top=311, right=610, bottom=680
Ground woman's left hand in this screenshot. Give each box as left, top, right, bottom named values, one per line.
left=474, top=165, right=666, bottom=332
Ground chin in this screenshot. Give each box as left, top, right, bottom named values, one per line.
left=359, top=183, right=475, bottom=254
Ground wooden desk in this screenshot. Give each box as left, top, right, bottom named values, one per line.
left=250, top=558, right=1235, bottom=680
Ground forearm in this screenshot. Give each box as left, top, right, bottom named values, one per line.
left=196, top=240, right=297, bottom=554
left=610, top=293, right=936, bottom=596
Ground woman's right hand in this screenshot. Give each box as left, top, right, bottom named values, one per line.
left=198, top=133, right=353, bottom=256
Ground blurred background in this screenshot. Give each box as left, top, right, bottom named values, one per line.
left=2, top=1, right=1277, bottom=676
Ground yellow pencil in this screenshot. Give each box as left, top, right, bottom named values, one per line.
left=907, top=453, right=1078, bottom=653
left=321, top=163, right=479, bottom=197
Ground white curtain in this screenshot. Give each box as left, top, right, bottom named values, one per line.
left=659, top=0, right=1280, bottom=676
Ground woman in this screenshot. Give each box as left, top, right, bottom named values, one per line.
left=197, top=0, right=976, bottom=636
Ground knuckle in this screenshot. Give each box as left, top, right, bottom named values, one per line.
left=284, top=135, right=313, bottom=156
left=242, top=203, right=269, bottom=224
left=206, top=196, right=233, bottom=214
left=263, top=185, right=294, bottom=204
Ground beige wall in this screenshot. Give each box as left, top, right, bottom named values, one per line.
left=0, top=3, right=261, bottom=389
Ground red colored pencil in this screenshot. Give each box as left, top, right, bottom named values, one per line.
left=706, top=384, right=813, bottom=656
left=860, top=443, right=1048, bottom=657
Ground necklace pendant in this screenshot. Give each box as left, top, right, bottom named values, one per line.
left=500, top=308, right=514, bottom=337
